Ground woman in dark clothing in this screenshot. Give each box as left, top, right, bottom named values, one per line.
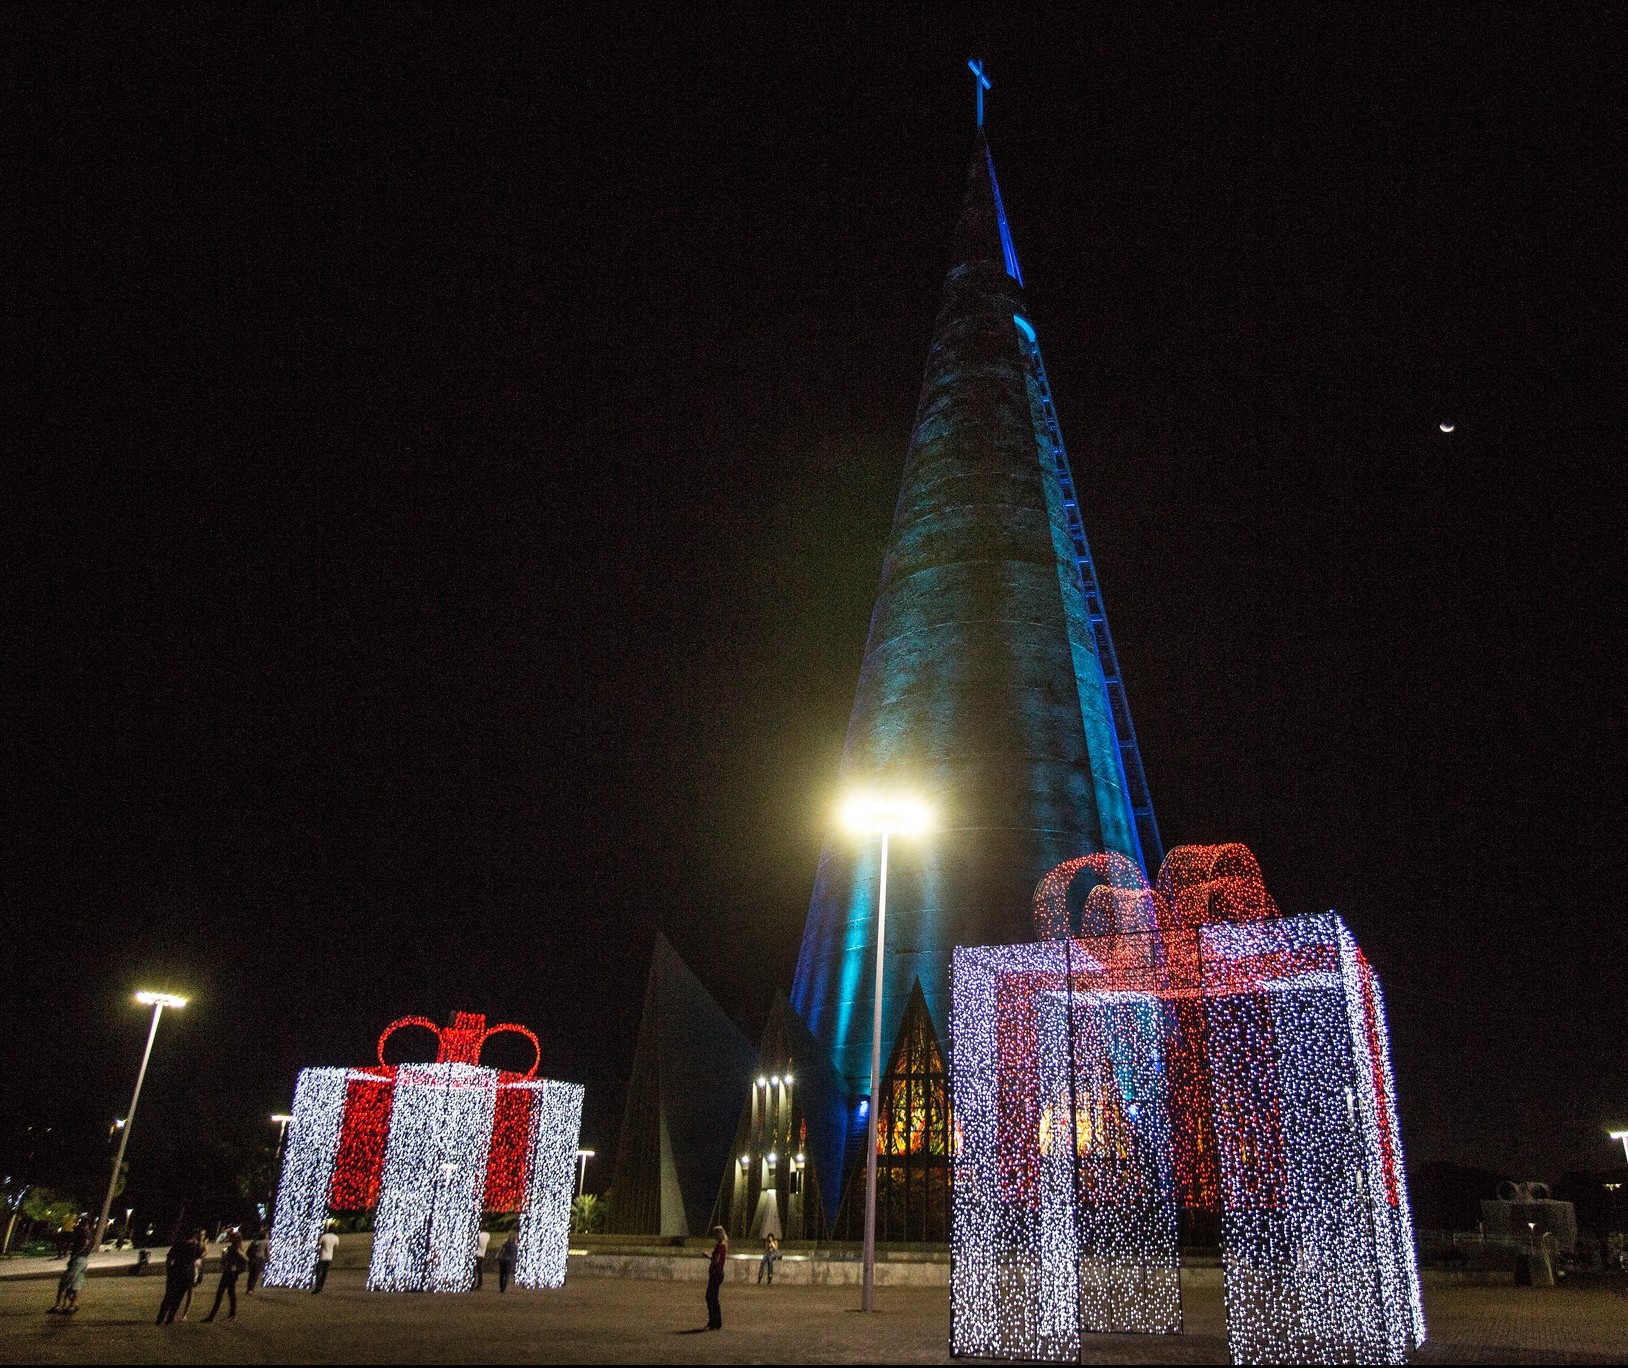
left=705, top=1226, right=728, bottom=1330
left=203, top=1230, right=247, bottom=1321
left=496, top=1233, right=518, bottom=1293
left=244, top=1226, right=268, bottom=1293
left=156, top=1230, right=204, bottom=1325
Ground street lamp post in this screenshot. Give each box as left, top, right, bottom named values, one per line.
left=1610, top=1130, right=1628, bottom=1165
left=575, top=1149, right=595, bottom=1200
left=841, top=792, right=930, bottom=1313
left=93, top=991, right=187, bottom=1250
left=268, top=1114, right=294, bottom=1218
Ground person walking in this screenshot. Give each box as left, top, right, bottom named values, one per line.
left=496, top=1233, right=517, bottom=1293
left=757, top=1231, right=780, bottom=1285
left=203, top=1229, right=247, bottom=1321
left=156, top=1228, right=204, bottom=1325
left=705, top=1226, right=728, bottom=1330
left=244, top=1226, right=268, bottom=1293
left=312, top=1226, right=339, bottom=1293
left=472, top=1226, right=490, bottom=1289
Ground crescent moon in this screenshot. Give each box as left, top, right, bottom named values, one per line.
left=1439, top=422, right=1455, bottom=433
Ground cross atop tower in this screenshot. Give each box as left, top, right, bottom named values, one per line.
left=967, top=57, right=991, bottom=128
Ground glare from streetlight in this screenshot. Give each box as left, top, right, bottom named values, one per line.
left=1610, top=1129, right=1628, bottom=1162
left=134, top=991, right=188, bottom=1010
left=840, top=793, right=931, bottom=836
left=270, top=1114, right=294, bottom=1125
left=840, top=787, right=933, bottom=1313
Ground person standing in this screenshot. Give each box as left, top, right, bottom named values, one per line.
left=244, top=1226, right=268, bottom=1293
left=156, top=1228, right=204, bottom=1325
left=496, top=1233, right=518, bottom=1293
left=757, top=1231, right=780, bottom=1285
left=705, top=1226, right=728, bottom=1330
left=48, top=1218, right=94, bottom=1315
left=203, top=1229, right=246, bottom=1322
left=472, top=1226, right=490, bottom=1289
left=312, top=1226, right=339, bottom=1293
left=178, top=1229, right=208, bottom=1320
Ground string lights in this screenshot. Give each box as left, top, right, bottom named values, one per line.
left=265, top=1010, right=584, bottom=1295
left=264, top=1067, right=350, bottom=1289
left=515, top=1080, right=585, bottom=1289
left=949, top=845, right=1424, bottom=1365
left=368, top=1063, right=498, bottom=1292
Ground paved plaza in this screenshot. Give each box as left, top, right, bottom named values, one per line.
left=3, top=1268, right=1628, bottom=1364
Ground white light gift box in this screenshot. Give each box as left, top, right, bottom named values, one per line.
left=950, top=845, right=1424, bottom=1367
left=265, top=1012, right=584, bottom=1294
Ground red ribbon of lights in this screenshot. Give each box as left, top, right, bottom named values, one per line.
left=327, top=1010, right=546, bottom=1214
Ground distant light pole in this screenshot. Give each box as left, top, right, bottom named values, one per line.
left=93, top=991, right=187, bottom=1250
left=575, top=1149, right=595, bottom=1200
left=268, top=1114, right=294, bottom=1216
left=841, top=791, right=931, bottom=1313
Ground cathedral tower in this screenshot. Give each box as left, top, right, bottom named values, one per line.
left=791, top=123, right=1160, bottom=1098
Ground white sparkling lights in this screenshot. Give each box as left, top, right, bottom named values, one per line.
left=264, top=1067, right=350, bottom=1289
left=949, top=910, right=1423, bottom=1365
left=515, top=1080, right=584, bottom=1289
left=367, top=1063, right=498, bottom=1293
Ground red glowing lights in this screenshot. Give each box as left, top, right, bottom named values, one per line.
left=329, top=1010, right=545, bottom=1213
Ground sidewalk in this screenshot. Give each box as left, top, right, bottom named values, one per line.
left=0, top=1249, right=153, bottom=1280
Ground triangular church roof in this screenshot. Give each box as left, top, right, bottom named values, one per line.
left=603, top=934, right=756, bottom=1236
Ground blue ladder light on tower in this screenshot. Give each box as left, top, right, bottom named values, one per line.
left=1013, top=313, right=1163, bottom=874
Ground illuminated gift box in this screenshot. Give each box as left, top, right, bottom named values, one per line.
left=264, top=1011, right=583, bottom=1292
left=950, top=845, right=1424, bottom=1366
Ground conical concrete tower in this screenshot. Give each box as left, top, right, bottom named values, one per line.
left=791, top=126, right=1160, bottom=1096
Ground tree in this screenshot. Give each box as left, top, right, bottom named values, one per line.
left=571, top=1194, right=604, bottom=1234
left=21, top=1187, right=80, bottom=1241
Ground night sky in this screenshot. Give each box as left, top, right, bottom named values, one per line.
left=3, top=7, right=1621, bottom=1227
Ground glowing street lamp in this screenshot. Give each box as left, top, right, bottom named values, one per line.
left=93, top=991, right=186, bottom=1250
left=1610, top=1130, right=1628, bottom=1164
left=575, top=1149, right=595, bottom=1200
left=841, top=791, right=931, bottom=1313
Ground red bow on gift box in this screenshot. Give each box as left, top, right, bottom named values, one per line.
left=329, top=1010, right=546, bottom=1212
left=374, top=1011, right=540, bottom=1079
